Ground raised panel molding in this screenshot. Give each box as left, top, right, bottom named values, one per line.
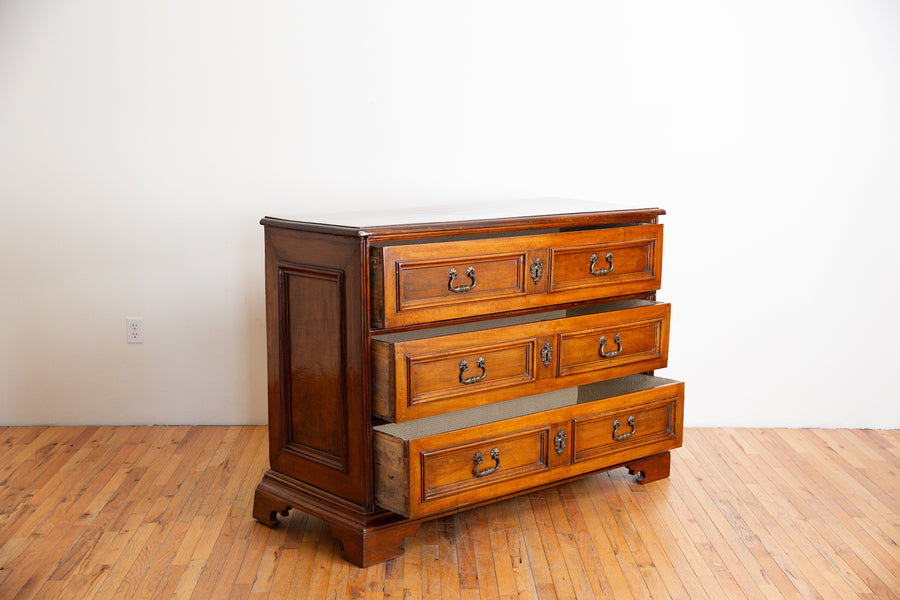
left=279, top=264, right=349, bottom=473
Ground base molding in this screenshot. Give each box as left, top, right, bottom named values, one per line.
left=326, top=521, right=422, bottom=567
left=253, top=471, right=420, bottom=566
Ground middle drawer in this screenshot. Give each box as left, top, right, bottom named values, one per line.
left=372, top=300, right=670, bottom=422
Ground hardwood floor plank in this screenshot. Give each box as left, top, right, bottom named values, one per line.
left=555, top=483, right=614, bottom=600
left=467, top=505, right=501, bottom=600
left=605, top=471, right=676, bottom=600
left=686, top=432, right=810, bottom=600
left=739, top=430, right=874, bottom=596
left=420, top=519, right=441, bottom=600
left=672, top=444, right=779, bottom=600
left=636, top=478, right=716, bottom=600
left=452, top=512, right=479, bottom=595
left=203, top=429, right=270, bottom=599
left=705, top=429, right=857, bottom=600
left=541, top=487, right=596, bottom=600
left=0, top=427, right=116, bottom=547
left=570, top=478, right=634, bottom=600
left=344, top=562, right=367, bottom=600
left=401, top=522, right=423, bottom=600
left=806, top=429, right=900, bottom=551
left=436, top=516, right=460, bottom=600
left=526, top=492, right=577, bottom=599
left=325, top=537, right=351, bottom=600
left=381, top=554, right=402, bottom=600
left=497, top=498, right=539, bottom=600
left=5, top=427, right=157, bottom=600
left=583, top=474, right=652, bottom=600
left=85, top=428, right=194, bottom=600
left=659, top=463, right=751, bottom=600
left=0, top=427, right=44, bottom=472
left=1, top=426, right=897, bottom=600
left=768, top=430, right=900, bottom=599
left=286, top=513, right=324, bottom=597
left=361, top=552, right=386, bottom=599
left=746, top=429, right=897, bottom=599
left=512, top=495, right=557, bottom=600
left=609, top=474, right=694, bottom=600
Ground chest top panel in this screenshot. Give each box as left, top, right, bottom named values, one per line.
left=262, top=199, right=664, bottom=242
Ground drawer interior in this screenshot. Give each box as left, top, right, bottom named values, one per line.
left=373, top=373, right=678, bottom=441
left=372, top=299, right=661, bottom=343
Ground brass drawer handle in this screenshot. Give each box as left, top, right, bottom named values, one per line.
left=613, top=416, right=636, bottom=441
left=459, top=357, right=487, bottom=384
left=599, top=333, right=623, bottom=358
left=448, top=266, right=477, bottom=292
left=473, top=447, right=500, bottom=477
left=589, top=251, right=614, bottom=276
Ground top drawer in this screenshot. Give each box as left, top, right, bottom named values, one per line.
left=371, top=225, right=663, bottom=328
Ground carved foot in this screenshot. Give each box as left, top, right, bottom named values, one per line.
left=253, top=487, right=292, bottom=527
left=626, top=451, right=671, bottom=484
left=327, top=521, right=421, bottom=568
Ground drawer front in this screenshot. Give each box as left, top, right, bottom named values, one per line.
left=421, top=427, right=550, bottom=503
left=548, top=229, right=662, bottom=294
left=374, top=375, right=683, bottom=519
left=557, top=310, right=667, bottom=378
left=371, top=225, right=662, bottom=328
left=397, top=253, right=528, bottom=310
left=407, top=339, right=538, bottom=408
left=572, top=397, right=679, bottom=463
left=372, top=302, right=669, bottom=422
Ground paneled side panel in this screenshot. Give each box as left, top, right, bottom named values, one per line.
left=264, top=226, right=368, bottom=508
left=283, top=266, right=347, bottom=471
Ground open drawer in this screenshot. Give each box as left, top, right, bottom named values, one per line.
left=371, top=224, right=663, bottom=328
left=372, top=299, right=670, bottom=422
left=373, top=374, right=683, bottom=519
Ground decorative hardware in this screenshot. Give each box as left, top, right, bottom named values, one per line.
left=554, top=429, right=567, bottom=455
left=589, top=251, right=614, bottom=276
left=599, top=333, right=622, bottom=358
left=530, top=257, right=543, bottom=284
left=613, top=416, right=636, bottom=441
left=448, top=266, right=477, bottom=292
left=459, top=356, right=487, bottom=384
left=473, top=447, right=501, bottom=477
left=541, top=341, right=553, bottom=367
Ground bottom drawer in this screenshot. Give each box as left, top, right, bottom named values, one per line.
left=373, top=374, right=683, bottom=519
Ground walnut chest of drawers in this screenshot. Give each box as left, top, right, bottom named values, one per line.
left=252, top=200, right=684, bottom=566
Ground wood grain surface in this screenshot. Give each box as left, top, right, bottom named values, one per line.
left=1, top=426, right=897, bottom=599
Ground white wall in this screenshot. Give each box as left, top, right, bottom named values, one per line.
left=1, top=0, right=898, bottom=427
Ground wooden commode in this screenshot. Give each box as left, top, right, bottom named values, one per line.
left=252, top=200, right=685, bottom=566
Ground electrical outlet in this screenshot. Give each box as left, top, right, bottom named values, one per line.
left=126, top=317, right=144, bottom=343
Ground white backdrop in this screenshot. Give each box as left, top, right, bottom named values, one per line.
left=2, top=0, right=899, bottom=427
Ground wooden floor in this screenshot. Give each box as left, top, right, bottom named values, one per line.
left=0, top=427, right=897, bottom=600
